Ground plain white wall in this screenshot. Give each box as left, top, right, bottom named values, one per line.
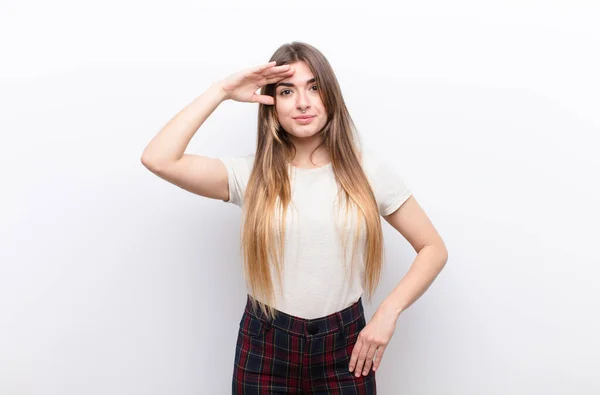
left=1, top=1, right=599, bottom=394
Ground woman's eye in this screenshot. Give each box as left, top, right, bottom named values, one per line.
left=280, top=85, right=318, bottom=96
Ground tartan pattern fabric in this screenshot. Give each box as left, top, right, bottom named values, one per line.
left=232, top=294, right=376, bottom=394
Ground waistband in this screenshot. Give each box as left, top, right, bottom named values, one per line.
left=244, top=294, right=364, bottom=338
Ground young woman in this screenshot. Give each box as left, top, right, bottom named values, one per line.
left=141, top=41, right=448, bottom=394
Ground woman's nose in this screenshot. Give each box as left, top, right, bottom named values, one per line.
left=296, top=92, right=310, bottom=109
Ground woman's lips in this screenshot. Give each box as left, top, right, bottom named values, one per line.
left=294, top=116, right=315, bottom=124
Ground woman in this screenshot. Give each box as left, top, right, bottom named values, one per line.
left=141, top=41, right=448, bottom=394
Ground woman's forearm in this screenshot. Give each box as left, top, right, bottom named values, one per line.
left=141, top=82, right=229, bottom=169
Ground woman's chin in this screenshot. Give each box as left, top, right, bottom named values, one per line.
left=289, top=129, right=320, bottom=139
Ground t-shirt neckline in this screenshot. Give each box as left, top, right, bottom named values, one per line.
left=288, top=162, right=333, bottom=172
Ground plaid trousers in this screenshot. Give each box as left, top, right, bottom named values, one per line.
left=232, top=294, right=376, bottom=394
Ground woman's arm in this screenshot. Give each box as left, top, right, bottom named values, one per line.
left=379, top=195, right=449, bottom=316
left=140, top=82, right=231, bottom=200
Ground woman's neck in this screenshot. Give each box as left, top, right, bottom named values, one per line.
left=289, top=136, right=330, bottom=168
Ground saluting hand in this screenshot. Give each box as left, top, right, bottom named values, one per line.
left=219, top=61, right=295, bottom=105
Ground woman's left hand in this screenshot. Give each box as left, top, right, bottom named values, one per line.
left=348, top=307, right=398, bottom=377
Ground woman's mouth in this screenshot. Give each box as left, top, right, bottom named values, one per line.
left=294, top=116, right=315, bottom=124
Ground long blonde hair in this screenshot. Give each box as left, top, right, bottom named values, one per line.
left=242, top=41, right=385, bottom=320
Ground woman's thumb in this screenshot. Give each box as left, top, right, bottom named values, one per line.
left=253, top=94, right=275, bottom=105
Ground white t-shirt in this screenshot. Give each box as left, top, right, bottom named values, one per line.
left=218, top=149, right=412, bottom=319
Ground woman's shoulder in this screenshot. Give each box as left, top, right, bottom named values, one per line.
left=220, top=152, right=255, bottom=168
left=218, top=152, right=255, bottom=185
left=359, top=148, right=408, bottom=182
left=241, top=152, right=255, bottom=168
left=359, top=148, right=382, bottom=175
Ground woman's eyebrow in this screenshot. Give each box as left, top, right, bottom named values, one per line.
left=275, top=77, right=316, bottom=89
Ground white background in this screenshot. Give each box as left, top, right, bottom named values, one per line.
left=1, top=1, right=599, bottom=394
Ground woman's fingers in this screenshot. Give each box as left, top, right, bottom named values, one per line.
left=372, top=345, right=386, bottom=371
left=262, top=65, right=293, bottom=78
left=362, top=345, right=377, bottom=375
left=252, top=61, right=277, bottom=73
left=260, top=63, right=291, bottom=74
left=255, top=69, right=294, bottom=105
left=244, top=64, right=293, bottom=88
left=251, top=61, right=291, bottom=76
left=252, top=93, right=275, bottom=106
left=265, top=69, right=294, bottom=85
left=223, top=62, right=294, bottom=105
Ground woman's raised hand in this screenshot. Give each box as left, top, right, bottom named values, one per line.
left=219, top=61, right=294, bottom=105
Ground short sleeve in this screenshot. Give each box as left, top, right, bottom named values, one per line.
left=217, top=154, right=254, bottom=208
left=362, top=149, right=412, bottom=217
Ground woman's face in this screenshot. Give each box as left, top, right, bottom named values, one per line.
left=274, top=61, right=327, bottom=140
